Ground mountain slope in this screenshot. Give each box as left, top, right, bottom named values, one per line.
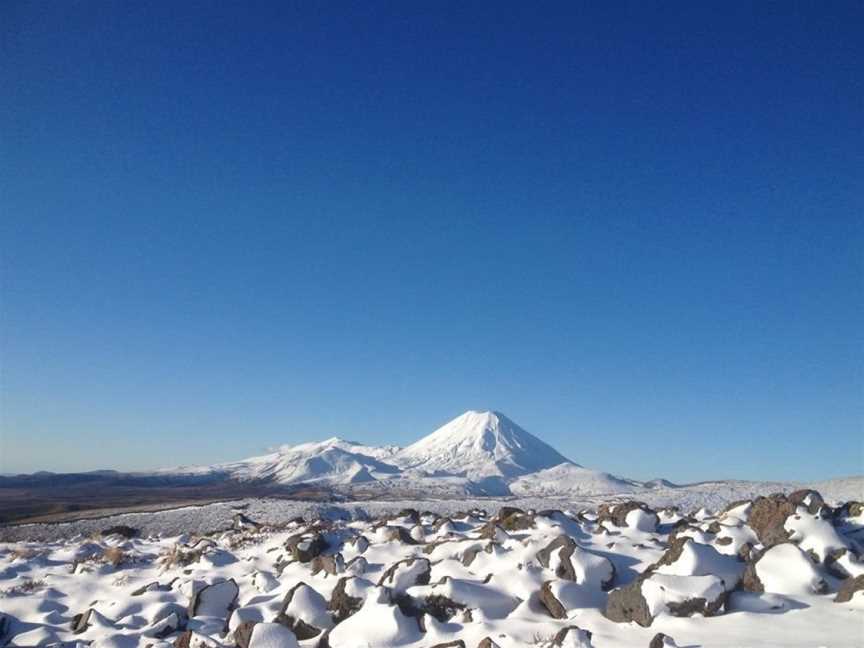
left=215, top=438, right=400, bottom=485
left=393, top=410, right=573, bottom=480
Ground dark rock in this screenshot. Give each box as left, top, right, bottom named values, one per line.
left=311, top=554, right=344, bottom=577
left=426, top=641, right=465, bottom=648
left=174, top=630, right=192, bottom=648
left=598, top=501, right=658, bottom=530
left=536, top=535, right=578, bottom=580
left=232, top=513, right=261, bottom=531
left=835, top=574, right=864, bottom=603
left=741, top=554, right=765, bottom=593
left=649, top=633, right=674, bottom=648
left=380, top=525, right=419, bottom=545
left=234, top=620, right=257, bottom=648
left=275, top=582, right=326, bottom=639
left=285, top=532, right=326, bottom=562
left=538, top=581, right=567, bottom=619
left=377, top=557, right=432, bottom=590
left=476, top=638, right=501, bottom=648
left=71, top=609, right=94, bottom=634
left=605, top=579, right=652, bottom=627
left=667, top=594, right=726, bottom=618
left=188, top=579, right=239, bottom=618
left=748, top=495, right=796, bottom=547
left=462, top=545, right=483, bottom=566
left=825, top=548, right=862, bottom=579
left=397, top=508, right=421, bottom=524
left=100, top=525, right=138, bottom=539
left=552, top=626, right=593, bottom=646
left=737, top=542, right=755, bottom=563
left=423, top=594, right=467, bottom=622
left=329, top=577, right=364, bottom=623
left=788, top=489, right=826, bottom=516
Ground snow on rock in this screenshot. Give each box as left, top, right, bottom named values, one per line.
left=326, top=587, right=422, bottom=647
left=188, top=579, right=238, bottom=618
left=1, top=489, right=863, bottom=647
left=746, top=543, right=829, bottom=596
left=247, top=623, right=300, bottom=648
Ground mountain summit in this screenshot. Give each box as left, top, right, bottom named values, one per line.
left=161, top=409, right=638, bottom=497
left=393, top=410, right=574, bottom=480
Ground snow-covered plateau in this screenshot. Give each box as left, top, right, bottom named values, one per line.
left=1, top=489, right=863, bottom=647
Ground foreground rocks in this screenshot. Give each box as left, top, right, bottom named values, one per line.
left=1, top=488, right=862, bottom=647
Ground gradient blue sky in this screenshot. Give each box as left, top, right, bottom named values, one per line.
left=2, top=2, right=862, bottom=482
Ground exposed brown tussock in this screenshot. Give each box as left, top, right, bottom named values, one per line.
left=103, top=546, right=128, bottom=567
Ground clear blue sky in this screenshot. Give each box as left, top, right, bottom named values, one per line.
left=2, top=2, right=862, bottom=482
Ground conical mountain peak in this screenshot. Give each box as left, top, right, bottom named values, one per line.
left=393, top=410, right=575, bottom=480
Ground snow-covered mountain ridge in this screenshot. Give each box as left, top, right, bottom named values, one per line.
left=164, top=410, right=647, bottom=497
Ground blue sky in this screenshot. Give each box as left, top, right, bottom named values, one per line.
left=2, top=2, right=862, bottom=481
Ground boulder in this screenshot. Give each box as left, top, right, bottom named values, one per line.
left=188, top=579, right=239, bottom=618
left=538, top=581, right=567, bottom=619
left=536, top=535, right=615, bottom=589
left=275, top=581, right=332, bottom=640
left=598, top=502, right=659, bottom=532
left=747, top=494, right=796, bottom=547
left=606, top=573, right=726, bottom=627
left=834, top=574, right=864, bottom=603
left=311, top=554, right=344, bottom=577
left=605, top=579, right=652, bottom=627
left=233, top=620, right=257, bottom=648
left=328, top=577, right=365, bottom=623
left=741, top=543, right=828, bottom=595
left=285, top=532, right=326, bottom=563
left=377, top=557, right=432, bottom=592
left=422, top=594, right=467, bottom=622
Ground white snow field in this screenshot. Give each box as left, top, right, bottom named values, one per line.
left=1, top=490, right=863, bottom=647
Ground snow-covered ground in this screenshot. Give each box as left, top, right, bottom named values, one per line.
left=1, top=488, right=863, bottom=647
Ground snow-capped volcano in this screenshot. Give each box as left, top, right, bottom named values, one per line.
left=162, top=410, right=641, bottom=497
left=393, top=410, right=572, bottom=480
